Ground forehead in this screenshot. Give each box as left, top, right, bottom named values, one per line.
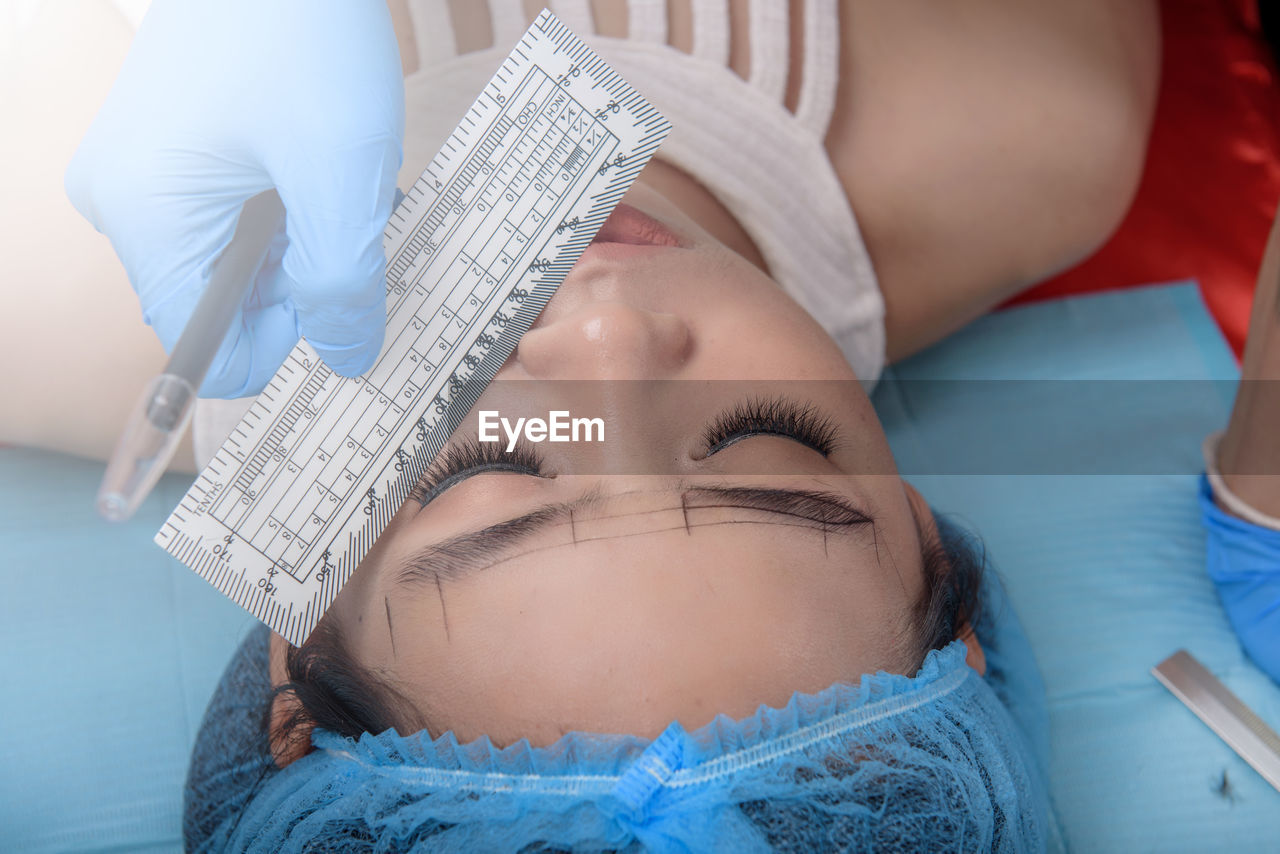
left=371, top=516, right=927, bottom=743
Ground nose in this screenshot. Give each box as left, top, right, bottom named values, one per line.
left=516, top=301, right=691, bottom=379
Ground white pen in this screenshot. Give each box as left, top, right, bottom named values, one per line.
left=96, top=190, right=286, bottom=521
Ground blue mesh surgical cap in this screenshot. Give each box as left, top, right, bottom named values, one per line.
left=186, top=543, right=1061, bottom=852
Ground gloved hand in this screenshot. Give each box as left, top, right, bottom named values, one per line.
left=1199, top=475, right=1280, bottom=685
left=66, top=0, right=405, bottom=398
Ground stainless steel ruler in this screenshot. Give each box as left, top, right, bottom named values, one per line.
left=1153, top=649, right=1280, bottom=793
left=156, top=10, right=670, bottom=645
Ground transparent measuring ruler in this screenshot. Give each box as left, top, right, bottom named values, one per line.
left=157, top=10, right=670, bottom=645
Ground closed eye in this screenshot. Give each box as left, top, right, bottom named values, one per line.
left=408, top=439, right=548, bottom=507
left=702, top=397, right=839, bottom=457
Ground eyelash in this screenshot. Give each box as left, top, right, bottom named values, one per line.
left=407, top=397, right=839, bottom=506
left=408, top=439, right=544, bottom=506
left=702, top=396, right=839, bottom=457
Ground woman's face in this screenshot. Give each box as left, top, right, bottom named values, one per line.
left=324, top=180, right=929, bottom=746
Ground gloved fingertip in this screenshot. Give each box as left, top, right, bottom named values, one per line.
left=199, top=351, right=268, bottom=399
left=199, top=303, right=302, bottom=399
left=313, top=335, right=384, bottom=379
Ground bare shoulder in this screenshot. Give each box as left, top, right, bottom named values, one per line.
left=826, top=0, right=1161, bottom=360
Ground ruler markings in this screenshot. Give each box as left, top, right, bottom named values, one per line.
left=161, top=11, right=671, bottom=645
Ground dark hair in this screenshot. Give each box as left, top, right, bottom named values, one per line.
left=270, top=618, right=420, bottom=756
left=274, top=507, right=987, bottom=746
left=910, top=512, right=986, bottom=669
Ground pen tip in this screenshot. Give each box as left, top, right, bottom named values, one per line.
left=98, top=493, right=132, bottom=523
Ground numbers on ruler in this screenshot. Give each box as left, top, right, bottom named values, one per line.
left=556, top=216, right=580, bottom=234
left=529, top=259, right=552, bottom=273
left=315, top=549, right=335, bottom=583
left=595, top=100, right=620, bottom=120
left=364, top=486, right=379, bottom=516
left=211, top=533, right=234, bottom=562
left=556, top=64, right=580, bottom=87
left=598, top=153, right=627, bottom=175
left=254, top=558, right=282, bottom=597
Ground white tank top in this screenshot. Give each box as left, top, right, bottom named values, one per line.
left=194, top=0, right=885, bottom=467
left=400, top=0, right=885, bottom=382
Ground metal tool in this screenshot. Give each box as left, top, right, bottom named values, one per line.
left=1153, top=649, right=1280, bottom=793
left=156, top=10, right=670, bottom=645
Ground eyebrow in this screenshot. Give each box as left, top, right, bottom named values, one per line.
left=392, top=484, right=874, bottom=589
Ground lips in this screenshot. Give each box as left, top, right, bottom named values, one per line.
left=590, top=203, right=685, bottom=247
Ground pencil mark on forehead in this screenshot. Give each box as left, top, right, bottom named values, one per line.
left=402, top=516, right=862, bottom=584
left=391, top=484, right=877, bottom=589
left=434, top=575, right=450, bottom=642
left=385, top=595, right=397, bottom=659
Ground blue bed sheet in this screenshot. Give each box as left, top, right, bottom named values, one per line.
left=875, top=283, right=1278, bottom=851
left=1, top=281, right=1276, bottom=851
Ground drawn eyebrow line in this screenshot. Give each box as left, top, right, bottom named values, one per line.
left=392, top=485, right=874, bottom=588
left=406, top=517, right=868, bottom=583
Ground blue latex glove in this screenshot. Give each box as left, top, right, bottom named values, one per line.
left=1199, top=475, right=1280, bottom=684
left=66, top=0, right=405, bottom=398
